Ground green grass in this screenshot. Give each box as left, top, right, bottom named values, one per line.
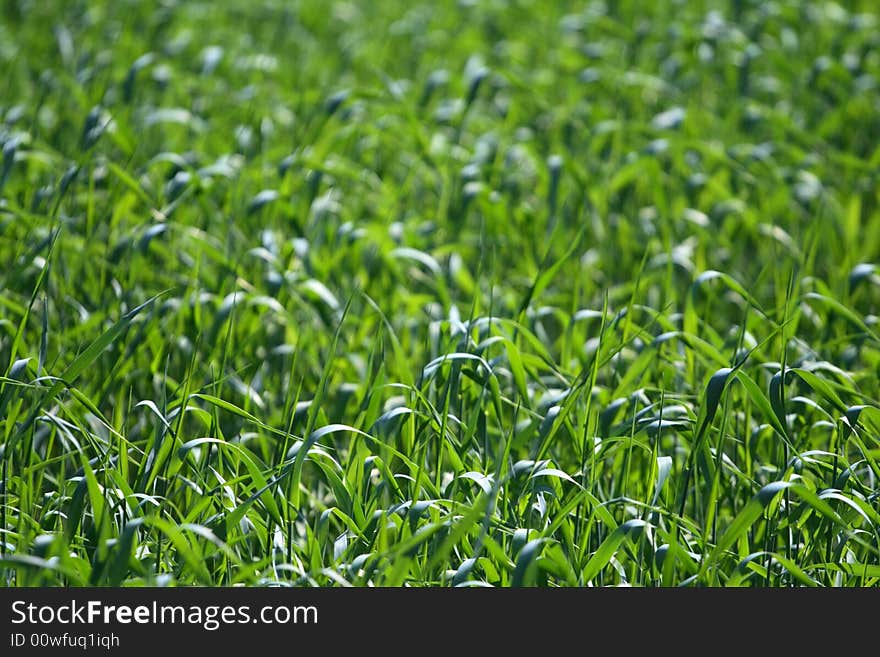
left=1, top=0, right=879, bottom=587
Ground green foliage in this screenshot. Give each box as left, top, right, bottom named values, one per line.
left=1, top=0, right=879, bottom=587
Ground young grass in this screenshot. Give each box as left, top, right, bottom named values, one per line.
left=1, top=0, right=879, bottom=587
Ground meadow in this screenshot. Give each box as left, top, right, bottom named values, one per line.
left=1, top=0, right=879, bottom=586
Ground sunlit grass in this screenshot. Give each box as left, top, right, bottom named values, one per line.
left=1, top=0, right=879, bottom=587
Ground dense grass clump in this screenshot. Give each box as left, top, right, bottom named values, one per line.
left=1, top=0, right=879, bottom=587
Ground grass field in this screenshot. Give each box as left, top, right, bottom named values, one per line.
left=1, top=0, right=879, bottom=587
